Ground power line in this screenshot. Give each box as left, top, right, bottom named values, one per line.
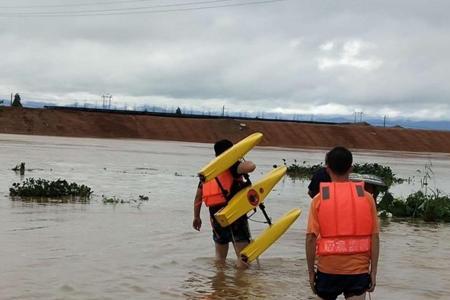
left=0, top=0, right=287, bottom=17
left=0, top=0, right=161, bottom=9
left=0, top=0, right=236, bottom=15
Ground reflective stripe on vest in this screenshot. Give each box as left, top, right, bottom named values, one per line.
left=202, top=170, right=234, bottom=207
left=316, top=181, right=373, bottom=255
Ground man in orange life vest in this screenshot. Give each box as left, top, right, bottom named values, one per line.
left=193, top=139, right=256, bottom=268
left=306, top=146, right=380, bottom=300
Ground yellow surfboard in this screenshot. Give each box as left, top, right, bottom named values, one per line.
left=240, top=208, right=302, bottom=263
left=214, top=166, right=287, bottom=227
left=198, top=132, right=263, bottom=182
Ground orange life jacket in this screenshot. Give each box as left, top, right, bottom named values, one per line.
left=316, top=181, right=373, bottom=256
left=202, top=170, right=235, bottom=207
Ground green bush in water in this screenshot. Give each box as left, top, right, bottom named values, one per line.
left=286, top=161, right=402, bottom=189
left=352, top=163, right=403, bottom=188
left=378, top=191, right=395, bottom=212
left=378, top=190, right=450, bottom=222
left=390, top=198, right=411, bottom=217
left=286, top=162, right=324, bottom=180
left=9, top=178, right=93, bottom=198
left=405, top=191, right=426, bottom=218
left=422, top=193, right=450, bottom=222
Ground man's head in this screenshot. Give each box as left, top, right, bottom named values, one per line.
left=214, top=139, right=233, bottom=156
left=326, top=146, right=353, bottom=176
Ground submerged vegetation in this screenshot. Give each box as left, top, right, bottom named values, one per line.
left=9, top=178, right=93, bottom=200
left=102, top=194, right=149, bottom=206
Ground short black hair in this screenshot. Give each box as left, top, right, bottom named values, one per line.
left=214, top=139, right=233, bottom=156
left=327, top=146, right=353, bottom=175
left=324, top=151, right=330, bottom=164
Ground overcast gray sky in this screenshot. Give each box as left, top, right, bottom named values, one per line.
left=1, top=0, right=449, bottom=120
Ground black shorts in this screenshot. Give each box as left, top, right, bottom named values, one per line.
left=315, top=271, right=371, bottom=300
left=210, top=215, right=250, bottom=245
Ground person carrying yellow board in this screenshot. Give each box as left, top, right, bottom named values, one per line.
left=193, top=139, right=256, bottom=269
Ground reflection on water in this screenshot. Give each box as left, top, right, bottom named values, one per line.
left=0, top=134, right=449, bottom=299
left=182, top=259, right=312, bottom=300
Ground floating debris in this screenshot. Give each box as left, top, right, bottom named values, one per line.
left=12, top=162, right=25, bottom=175
left=102, top=194, right=150, bottom=206
left=102, top=196, right=125, bottom=204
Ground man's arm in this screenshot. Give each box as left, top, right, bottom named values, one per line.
left=369, top=233, right=379, bottom=292
left=305, top=233, right=317, bottom=294
left=193, top=186, right=202, bottom=231
left=367, top=191, right=379, bottom=292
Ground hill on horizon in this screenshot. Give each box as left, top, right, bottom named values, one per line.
left=2, top=99, right=449, bottom=132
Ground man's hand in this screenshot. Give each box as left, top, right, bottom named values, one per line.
left=368, top=271, right=377, bottom=292
left=193, top=217, right=202, bottom=231
left=308, top=271, right=317, bottom=294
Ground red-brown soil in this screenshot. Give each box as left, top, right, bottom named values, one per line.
left=1, top=107, right=450, bottom=153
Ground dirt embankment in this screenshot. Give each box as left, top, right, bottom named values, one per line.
left=1, top=107, right=450, bottom=153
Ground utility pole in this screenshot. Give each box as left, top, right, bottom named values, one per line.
left=354, top=111, right=363, bottom=123
left=383, top=115, right=387, bottom=127
left=222, top=105, right=225, bottom=117
left=101, top=94, right=112, bottom=109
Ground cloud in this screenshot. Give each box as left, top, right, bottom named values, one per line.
left=317, top=40, right=383, bottom=71
left=0, top=0, right=449, bottom=121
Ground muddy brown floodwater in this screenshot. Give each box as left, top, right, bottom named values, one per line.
left=1, top=134, right=449, bottom=299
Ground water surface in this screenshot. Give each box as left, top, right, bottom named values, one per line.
left=1, top=134, right=449, bottom=299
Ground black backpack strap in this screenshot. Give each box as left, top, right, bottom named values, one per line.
left=215, top=177, right=230, bottom=200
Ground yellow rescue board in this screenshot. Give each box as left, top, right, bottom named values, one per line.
left=198, top=132, right=263, bottom=183
left=240, top=208, right=302, bottom=263
left=214, top=166, right=287, bottom=227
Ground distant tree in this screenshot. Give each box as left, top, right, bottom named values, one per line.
left=12, top=93, right=23, bottom=107
left=176, top=107, right=182, bottom=115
